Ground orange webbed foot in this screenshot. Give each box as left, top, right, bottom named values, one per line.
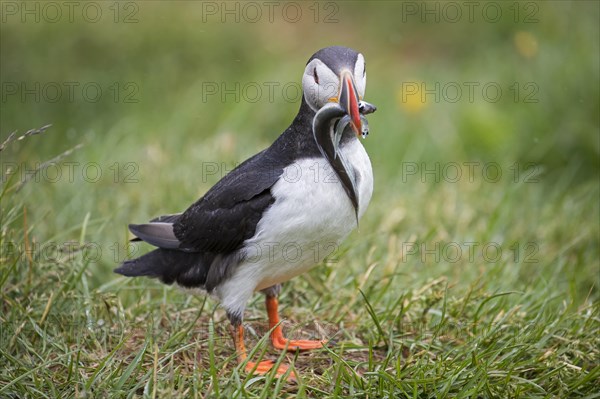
left=266, top=295, right=327, bottom=352
left=244, top=359, right=296, bottom=381
left=272, top=336, right=327, bottom=351
left=234, top=323, right=297, bottom=381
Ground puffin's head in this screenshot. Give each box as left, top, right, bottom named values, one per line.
left=302, top=46, right=366, bottom=136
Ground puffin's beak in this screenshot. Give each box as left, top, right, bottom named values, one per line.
left=337, top=70, right=362, bottom=137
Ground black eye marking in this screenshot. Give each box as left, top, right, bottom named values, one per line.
left=313, top=67, right=319, bottom=84
left=363, top=62, right=366, bottom=77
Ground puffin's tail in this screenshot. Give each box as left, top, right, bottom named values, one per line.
left=114, top=248, right=211, bottom=287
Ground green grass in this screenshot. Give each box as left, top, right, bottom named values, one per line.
left=1, top=128, right=598, bottom=397
left=1, top=1, right=599, bottom=398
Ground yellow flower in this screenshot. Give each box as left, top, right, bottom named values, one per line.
left=514, top=31, right=538, bottom=59
left=397, top=81, right=427, bottom=113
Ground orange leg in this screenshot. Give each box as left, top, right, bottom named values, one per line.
left=233, top=324, right=294, bottom=380
left=266, top=295, right=326, bottom=351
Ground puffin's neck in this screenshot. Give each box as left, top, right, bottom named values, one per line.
left=291, top=96, right=316, bottom=131
left=269, top=96, right=318, bottom=154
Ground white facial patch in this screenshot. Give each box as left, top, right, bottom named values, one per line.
left=302, top=59, right=339, bottom=111
left=354, top=54, right=366, bottom=99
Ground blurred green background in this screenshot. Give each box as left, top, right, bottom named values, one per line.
left=1, top=1, right=598, bottom=289
left=1, top=2, right=599, bottom=395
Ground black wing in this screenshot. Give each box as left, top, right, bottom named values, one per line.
left=172, top=148, right=287, bottom=254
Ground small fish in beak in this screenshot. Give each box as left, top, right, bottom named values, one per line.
left=332, top=100, right=377, bottom=159
left=333, top=114, right=370, bottom=159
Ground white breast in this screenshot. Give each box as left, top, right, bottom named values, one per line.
left=216, top=138, right=373, bottom=316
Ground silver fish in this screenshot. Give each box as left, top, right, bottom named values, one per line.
left=333, top=114, right=370, bottom=159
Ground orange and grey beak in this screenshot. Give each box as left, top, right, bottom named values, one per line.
left=338, top=70, right=362, bottom=137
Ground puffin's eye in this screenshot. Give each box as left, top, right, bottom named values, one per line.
left=363, top=62, right=366, bottom=77
left=313, top=67, right=319, bottom=84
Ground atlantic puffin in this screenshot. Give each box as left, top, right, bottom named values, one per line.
left=115, top=46, right=377, bottom=379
